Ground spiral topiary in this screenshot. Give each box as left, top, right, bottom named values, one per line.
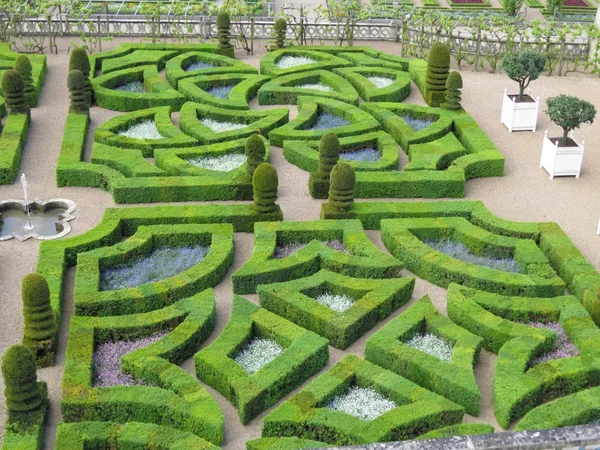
left=328, top=161, right=355, bottom=212
left=22, top=273, right=56, bottom=362
left=216, top=9, right=234, bottom=59
left=67, top=69, right=89, bottom=114
left=14, top=55, right=35, bottom=107
left=309, top=133, right=340, bottom=199
left=272, top=18, right=287, bottom=49
left=245, top=134, right=266, bottom=179
left=2, top=70, right=29, bottom=114
left=441, top=71, right=463, bottom=111
left=2, top=345, right=43, bottom=412
left=253, top=162, right=279, bottom=214
left=69, top=48, right=92, bottom=103
left=425, top=43, right=450, bottom=108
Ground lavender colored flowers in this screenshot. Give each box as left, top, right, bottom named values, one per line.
left=340, top=148, right=381, bottom=162
left=114, top=80, right=146, bottom=93
left=399, top=115, right=436, bottom=131
left=528, top=321, right=579, bottom=366
left=206, top=84, right=236, bottom=99
left=273, top=239, right=350, bottom=259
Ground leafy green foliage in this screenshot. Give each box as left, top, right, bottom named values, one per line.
left=502, top=0, right=524, bottom=17
left=272, top=18, right=287, bottom=49
left=69, top=48, right=92, bottom=103
left=68, top=69, right=89, bottom=115
left=441, top=71, right=463, bottom=111
left=216, top=9, right=234, bottom=58
left=328, top=162, right=355, bottom=212
left=245, top=133, right=267, bottom=179
left=545, top=95, right=596, bottom=146
left=253, top=162, right=279, bottom=214
left=2, top=345, right=43, bottom=412
left=14, top=55, right=35, bottom=107
left=501, top=52, right=546, bottom=101
left=425, top=43, right=450, bottom=107
left=22, top=273, right=56, bottom=364
left=2, top=70, right=29, bottom=114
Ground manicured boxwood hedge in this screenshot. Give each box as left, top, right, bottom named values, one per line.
left=261, top=354, right=464, bottom=445
left=260, top=49, right=352, bottom=77
left=232, top=219, right=402, bottom=294
left=417, top=423, right=495, bottom=439
left=73, top=223, right=233, bottom=316
left=61, top=290, right=224, bottom=444
left=1, top=383, right=48, bottom=450
left=365, top=295, right=483, bottom=415
left=0, top=43, right=47, bottom=105
left=404, top=132, right=467, bottom=171
left=258, top=269, right=415, bottom=349
left=101, top=49, right=179, bottom=74
left=195, top=296, right=329, bottom=424
left=246, top=437, right=329, bottom=450
left=333, top=66, right=411, bottom=102
left=0, top=113, right=30, bottom=184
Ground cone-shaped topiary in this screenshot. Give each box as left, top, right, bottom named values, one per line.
left=425, top=43, right=450, bottom=108
left=245, top=134, right=266, bottom=179
left=253, top=162, right=278, bottom=214
left=69, top=48, right=92, bottom=103
left=22, top=273, right=56, bottom=360
left=309, top=133, right=340, bottom=198
left=2, top=345, right=43, bottom=412
left=272, top=18, right=287, bottom=49
left=216, top=9, right=234, bottom=59
left=442, top=71, right=463, bottom=111
left=328, top=161, right=355, bottom=212
left=67, top=69, right=89, bottom=114
left=14, top=55, right=35, bottom=107
left=2, top=70, right=29, bottom=114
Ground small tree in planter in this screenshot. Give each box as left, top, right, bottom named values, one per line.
left=502, top=52, right=546, bottom=102
left=441, top=71, right=463, bottom=111
left=545, top=95, right=596, bottom=146
left=216, top=9, right=234, bottom=58
left=309, top=133, right=340, bottom=199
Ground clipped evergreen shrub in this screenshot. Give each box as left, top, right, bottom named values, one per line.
left=22, top=273, right=56, bottom=365
left=14, top=55, right=35, bottom=107
left=245, top=133, right=267, bottom=179
left=328, top=162, right=355, bottom=212
left=442, top=71, right=463, bottom=111
left=216, top=10, right=234, bottom=58
left=425, top=43, right=450, bottom=107
left=67, top=69, right=89, bottom=115
left=272, top=18, right=287, bottom=49
left=253, top=162, right=278, bottom=214
left=69, top=48, right=92, bottom=103
left=2, top=345, right=43, bottom=412
left=2, top=70, right=29, bottom=114
left=309, top=133, right=340, bottom=199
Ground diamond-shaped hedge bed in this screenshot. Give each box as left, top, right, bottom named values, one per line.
left=260, top=49, right=352, bottom=77
left=101, top=49, right=179, bottom=74
left=333, top=66, right=412, bottom=102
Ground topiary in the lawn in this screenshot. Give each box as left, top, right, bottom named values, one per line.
left=68, top=69, right=89, bottom=114
left=69, top=48, right=92, bottom=103
left=245, top=134, right=266, bottom=179
left=272, top=18, right=287, bottom=49
left=253, top=162, right=279, bottom=214
left=309, top=133, right=340, bottom=199
left=328, top=161, right=355, bottom=212
left=2, top=345, right=43, bottom=412
left=22, top=273, right=57, bottom=361
left=441, top=71, right=463, bottom=111
left=425, top=43, right=450, bottom=108
left=216, top=9, right=234, bottom=59
left=2, top=70, right=29, bottom=114
left=14, top=55, right=35, bottom=107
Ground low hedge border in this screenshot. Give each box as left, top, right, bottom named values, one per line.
left=336, top=52, right=409, bottom=72
left=73, top=223, right=233, bottom=316
left=101, top=49, right=179, bottom=74
left=246, top=437, right=329, bottom=449
left=269, top=96, right=380, bottom=147
left=0, top=44, right=47, bottom=105
left=365, top=295, right=483, bottom=415
left=180, top=102, right=289, bottom=144
left=61, top=290, right=224, bottom=444
left=0, top=113, right=30, bottom=184
left=282, top=131, right=399, bottom=172
left=333, top=66, right=411, bottom=102
left=257, top=269, right=415, bottom=349
left=257, top=70, right=359, bottom=106
left=405, top=132, right=467, bottom=171
left=261, top=354, right=464, bottom=445
left=195, top=296, right=329, bottom=424
left=178, top=73, right=270, bottom=110
left=54, top=422, right=219, bottom=449
left=232, top=219, right=402, bottom=294
left=165, top=51, right=257, bottom=88
left=92, top=65, right=186, bottom=112
left=1, top=383, right=48, bottom=450
left=259, top=49, right=352, bottom=77
left=417, top=423, right=495, bottom=440
left=380, top=216, right=565, bottom=297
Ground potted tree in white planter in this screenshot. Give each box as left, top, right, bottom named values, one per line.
left=501, top=52, right=546, bottom=132
left=540, top=95, right=596, bottom=179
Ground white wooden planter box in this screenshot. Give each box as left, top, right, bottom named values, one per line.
left=540, top=131, right=585, bottom=179
left=501, top=89, right=540, bottom=132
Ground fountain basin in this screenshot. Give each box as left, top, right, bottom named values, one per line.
left=0, top=199, right=77, bottom=241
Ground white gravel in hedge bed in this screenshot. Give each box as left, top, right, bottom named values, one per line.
left=315, top=292, right=355, bottom=312
left=118, top=120, right=165, bottom=140
left=276, top=56, right=316, bottom=69
left=234, top=337, right=284, bottom=375
left=296, top=83, right=333, bottom=92
left=406, top=332, right=453, bottom=362
left=114, top=80, right=146, bottom=93
left=187, top=153, right=247, bottom=172
left=201, top=118, right=248, bottom=133
left=327, top=386, right=398, bottom=421
left=367, top=76, right=394, bottom=88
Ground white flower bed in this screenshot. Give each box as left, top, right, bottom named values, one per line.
left=406, top=332, right=453, bottom=362
left=186, top=61, right=215, bottom=71
left=234, top=337, right=283, bottom=375
left=187, top=153, right=247, bottom=172
left=276, top=56, right=316, bottom=69
left=114, top=80, right=146, bottom=93
left=327, top=386, right=397, bottom=422
left=118, top=120, right=164, bottom=140
left=315, top=292, right=355, bottom=312
left=340, top=148, right=381, bottom=162
left=201, top=118, right=248, bottom=133
left=367, top=76, right=394, bottom=88
left=296, top=83, right=333, bottom=92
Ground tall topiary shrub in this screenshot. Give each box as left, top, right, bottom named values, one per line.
left=2, top=345, right=43, bottom=412
left=442, top=71, right=463, bottom=111
left=2, top=70, right=29, bottom=114
left=328, top=161, right=355, bottom=212
left=69, top=48, right=92, bottom=103
left=424, top=43, right=450, bottom=107
left=309, top=133, right=340, bottom=199
left=253, top=163, right=279, bottom=214
left=245, top=134, right=266, bottom=179
left=545, top=95, right=596, bottom=146
left=501, top=52, right=546, bottom=102
left=216, top=9, right=234, bottom=58
left=272, top=18, right=287, bottom=49
left=14, top=55, right=35, bottom=107
left=22, top=273, right=57, bottom=364
left=67, top=69, right=89, bottom=114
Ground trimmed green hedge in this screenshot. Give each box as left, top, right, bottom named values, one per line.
left=195, top=296, right=329, bottom=424
left=365, top=295, right=483, bottom=415
left=1, top=383, right=48, bottom=450
left=417, top=423, right=495, bottom=439
left=246, top=437, right=329, bottom=449
left=333, top=66, right=411, bottom=102
left=260, top=49, right=352, bottom=77
left=232, top=219, right=402, bottom=294
left=0, top=44, right=46, bottom=105
left=262, top=354, right=464, bottom=445
left=0, top=112, right=30, bottom=184
left=101, top=49, right=179, bottom=74
left=258, top=269, right=414, bottom=349
left=404, top=132, right=467, bottom=171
